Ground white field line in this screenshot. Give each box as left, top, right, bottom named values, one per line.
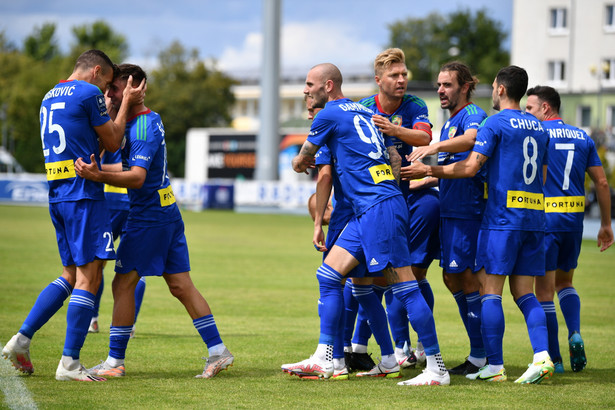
left=0, top=350, right=37, bottom=410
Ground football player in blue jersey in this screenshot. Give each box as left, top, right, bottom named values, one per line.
left=408, top=62, right=488, bottom=376
left=359, top=48, right=440, bottom=367
left=403, top=66, right=555, bottom=384
left=525, top=85, right=613, bottom=373
left=288, top=63, right=449, bottom=386
left=88, top=128, right=147, bottom=338
left=2, top=50, right=145, bottom=382
left=75, top=64, right=233, bottom=379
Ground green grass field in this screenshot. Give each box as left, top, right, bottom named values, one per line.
left=1, top=204, right=614, bottom=409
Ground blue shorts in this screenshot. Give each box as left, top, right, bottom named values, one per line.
left=115, top=219, right=190, bottom=276
left=335, top=195, right=411, bottom=274
left=545, top=231, right=582, bottom=272
left=49, top=199, right=115, bottom=267
left=109, top=209, right=129, bottom=240
left=475, top=229, right=545, bottom=276
left=406, top=189, right=440, bottom=268
left=440, top=218, right=481, bottom=273
left=325, top=225, right=367, bottom=278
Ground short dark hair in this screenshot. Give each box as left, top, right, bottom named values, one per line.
left=495, top=65, right=528, bottom=102
left=74, top=49, right=115, bottom=75
left=115, top=63, right=147, bottom=85
left=526, top=85, right=561, bottom=113
left=440, top=61, right=479, bottom=101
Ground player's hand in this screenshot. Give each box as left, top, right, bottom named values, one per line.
left=313, top=226, right=327, bottom=252
left=400, top=161, right=429, bottom=180
left=372, top=114, right=397, bottom=136
left=292, top=155, right=315, bottom=174
left=75, top=154, right=101, bottom=182
left=408, top=145, right=438, bottom=162
left=124, top=75, right=147, bottom=106
left=597, top=225, right=614, bottom=252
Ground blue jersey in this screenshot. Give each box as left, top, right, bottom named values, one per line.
left=542, top=119, right=602, bottom=232
left=474, top=109, right=549, bottom=231
left=307, top=98, right=401, bottom=216
left=102, top=149, right=130, bottom=211
left=359, top=94, right=432, bottom=198
left=121, top=109, right=181, bottom=226
left=438, top=103, right=488, bottom=219
left=40, top=80, right=110, bottom=203
left=315, top=145, right=353, bottom=232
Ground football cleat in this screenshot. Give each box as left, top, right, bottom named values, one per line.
left=569, top=332, right=586, bottom=372
left=466, top=365, right=507, bottom=382
left=2, top=334, right=34, bottom=374
left=356, top=361, right=401, bottom=378
left=554, top=360, right=564, bottom=374
left=196, top=348, right=234, bottom=379
left=55, top=361, right=106, bottom=382
left=514, top=359, right=554, bottom=384
left=88, top=317, right=99, bottom=333
left=284, top=356, right=333, bottom=379
left=88, top=361, right=125, bottom=377
left=397, top=369, right=450, bottom=386
left=413, top=348, right=426, bottom=367
left=448, top=359, right=482, bottom=376
left=349, top=352, right=376, bottom=371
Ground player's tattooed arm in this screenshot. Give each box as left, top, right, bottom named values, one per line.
left=292, top=141, right=318, bottom=174
left=387, top=146, right=401, bottom=184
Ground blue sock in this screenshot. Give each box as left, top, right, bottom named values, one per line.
left=391, top=281, right=439, bottom=355
left=316, top=263, right=344, bottom=345
left=541, top=301, right=561, bottom=361
left=19, top=277, right=72, bottom=339
left=92, top=274, right=104, bottom=318
left=558, top=287, right=581, bottom=338
left=516, top=293, right=548, bottom=354
left=333, top=284, right=346, bottom=360
left=134, top=277, right=146, bottom=324
left=417, top=278, right=435, bottom=312
left=109, top=326, right=132, bottom=360
left=193, top=314, right=223, bottom=349
left=385, top=288, right=410, bottom=349
left=452, top=290, right=468, bottom=330
left=352, top=306, right=372, bottom=346
left=63, top=289, right=95, bottom=359
left=466, top=291, right=485, bottom=358
left=480, top=294, right=504, bottom=366
left=343, top=281, right=358, bottom=348
left=352, top=284, right=393, bottom=356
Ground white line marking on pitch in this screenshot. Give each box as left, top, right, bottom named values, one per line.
left=0, top=349, right=37, bottom=410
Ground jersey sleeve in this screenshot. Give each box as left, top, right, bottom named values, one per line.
left=315, top=145, right=332, bottom=166
left=473, top=117, right=497, bottom=158
left=83, top=88, right=111, bottom=128
left=307, top=113, right=336, bottom=148
left=463, top=107, right=487, bottom=132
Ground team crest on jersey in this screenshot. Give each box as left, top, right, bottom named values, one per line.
left=96, top=94, right=107, bottom=116
left=448, top=126, right=457, bottom=139
left=391, top=115, right=402, bottom=126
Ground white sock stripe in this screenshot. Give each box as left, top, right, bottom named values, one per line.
left=317, top=265, right=343, bottom=282
left=351, top=285, right=373, bottom=297
left=466, top=293, right=481, bottom=303
left=391, top=282, right=418, bottom=294
left=193, top=316, right=215, bottom=328
left=68, top=295, right=95, bottom=308
left=52, top=278, right=72, bottom=296
left=418, top=279, right=429, bottom=285
left=558, top=288, right=579, bottom=299
left=542, top=303, right=557, bottom=313
left=481, top=294, right=502, bottom=303
left=109, top=327, right=133, bottom=337
left=373, top=284, right=388, bottom=292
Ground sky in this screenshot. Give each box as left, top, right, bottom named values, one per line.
left=0, top=0, right=513, bottom=78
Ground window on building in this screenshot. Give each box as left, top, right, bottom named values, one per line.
left=606, top=4, right=615, bottom=30
left=607, top=105, right=615, bottom=133
left=578, top=106, right=592, bottom=129
left=549, top=7, right=568, bottom=33
left=602, top=58, right=615, bottom=84
left=548, top=61, right=566, bottom=83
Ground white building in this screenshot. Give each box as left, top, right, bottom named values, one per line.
left=512, top=0, right=615, bottom=132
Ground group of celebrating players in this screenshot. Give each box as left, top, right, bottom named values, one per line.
left=285, top=48, right=613, bottom=386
